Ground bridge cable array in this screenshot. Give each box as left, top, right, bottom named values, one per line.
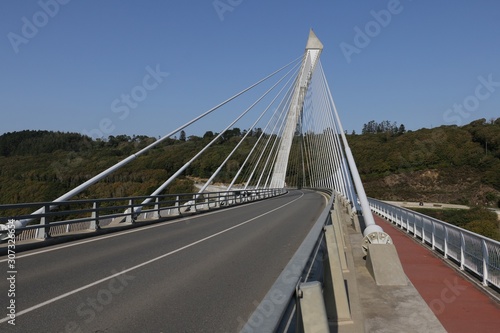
left=4, top=45, right=384, bottom=243
left=5, top=56, right=303, bottom=229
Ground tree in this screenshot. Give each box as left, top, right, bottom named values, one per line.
left=465, top=220, right=500, bottom=241
left=362, top=120, right=401, bottom=135
left=362, top=120, right=377, bottom=134
left=179, top=130, right=186, bottom=142
left=398, top=124, right=406, bottom=135
left=203, top=131, right=214, bottom=139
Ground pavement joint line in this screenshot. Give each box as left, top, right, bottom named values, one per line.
left=0, top=191, right=305, bottom=324
left=0, top=193, right=288, bottom=262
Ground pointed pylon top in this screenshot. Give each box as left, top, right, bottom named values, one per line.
left=305, top=29, right=323, bottom=50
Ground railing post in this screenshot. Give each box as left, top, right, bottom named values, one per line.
left=206, top=193, right=211, bottom=209
left=431, top=221, right=436, bottom=250
left=193, top=194, right=198, bottom=212
left=153, top=197, right=161, bottom=219
left=482, top=239, right=489, bottom=286
left=444, top=227, right=448, bottom=259
left=89, top=201, right=100, bottom=231
left=413, top=213, right=417, bottom=238
left=460, top=232, right=465, bottom=270
left=421, top=217, right=426, bottom=243
left=125, top=199, right=135, bottom=224
left=177, top=196, right=181, bottom=215
left=36, top=204, right=51, bottom=240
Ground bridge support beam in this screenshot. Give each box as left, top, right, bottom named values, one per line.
left=365, top=243, right=407, bottom=286
left=330, top=210, right=348, bottom=271
left=323, top=225, right=351, bottom=321
left=298, top=281, right=330, bottom=333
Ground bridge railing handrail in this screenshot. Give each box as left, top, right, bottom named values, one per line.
left=0, top=188, right=287, bottom=242
left=368, top=198, right=500, bottom=290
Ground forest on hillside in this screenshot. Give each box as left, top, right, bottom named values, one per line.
left=348, top=118, right=500, bottom=207
left=0, top=118, right=499, bottom=208
left=0, top=129, right=259, bottom=203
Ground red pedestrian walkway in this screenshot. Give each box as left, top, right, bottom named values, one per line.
left=373, top=214, right=500, bottom=333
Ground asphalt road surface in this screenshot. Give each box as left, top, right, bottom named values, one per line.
left=0, top=189, right=326, bottom=333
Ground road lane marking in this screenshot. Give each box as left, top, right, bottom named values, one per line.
left=0, top=191, right=305, bottom=324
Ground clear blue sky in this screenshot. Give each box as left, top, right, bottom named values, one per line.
left=1, top=0, right=499, bottom=138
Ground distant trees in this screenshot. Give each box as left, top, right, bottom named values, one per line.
left=349, top=117, right=500, bottom=208
left=413, top=207, right=500, bottom=241
left=398, top=124, right=406, bottom=134
left=465, top=118, right=500, bottom=157
left=361, top=120, right=406, bottom=135
left=0, top=130, right=94, bottom=157
left=203, top=131, right=214, bottom=139
left=0, top=127, right=260, bottom=203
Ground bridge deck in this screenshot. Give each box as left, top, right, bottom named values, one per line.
left=374, top=214, right=500, bottom=333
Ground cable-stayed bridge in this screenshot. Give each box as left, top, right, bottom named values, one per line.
left=1, top=30, right=499, bottom=333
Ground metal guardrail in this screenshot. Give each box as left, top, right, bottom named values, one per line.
left=241, top=195, right=332, bottom=332
left=241, top=190, right=351, bottom=332
left=369, top=198, right=500, bottom=290
left=0, top=188, right=286, bottom=243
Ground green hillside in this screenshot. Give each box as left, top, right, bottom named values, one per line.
left=0, top=118, right=498, bottom=209
left=348, top=118, right=500, bottom=207
left=0, top=129, right=255, bottom=204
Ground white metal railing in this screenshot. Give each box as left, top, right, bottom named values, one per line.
left=369, top=198, right=500, bottom=290
left=0, top=188, right=286, bottom=243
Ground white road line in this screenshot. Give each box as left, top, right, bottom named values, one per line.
left=0, top=193, right=285, bottom=262
left=0, top=191, right=304, bottom=324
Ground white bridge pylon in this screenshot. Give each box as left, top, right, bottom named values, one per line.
left=269, top=29, right=323, bottom=188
